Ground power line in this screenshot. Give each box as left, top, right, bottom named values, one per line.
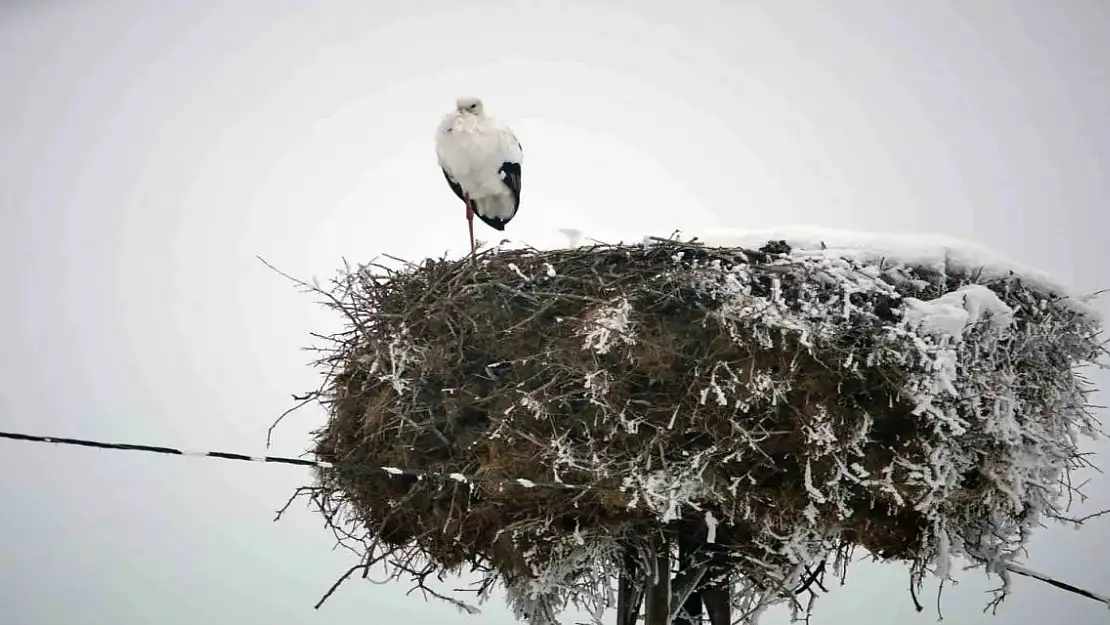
left=0, top=429, right=582, bottom=491
left=2, top=430, right=1109, bottom=609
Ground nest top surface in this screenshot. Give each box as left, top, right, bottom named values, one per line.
left=534, top=227, right=1099, bottom=320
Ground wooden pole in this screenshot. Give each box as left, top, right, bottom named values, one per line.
left=617, top=570, right=634, bottom=625
left=673, top=531, right=704, bottom=625
left=702, top=554, right=731, bottom=625
left=616, top=546, right=644, bottom=625
left=644, top=534, right=672, bottom=625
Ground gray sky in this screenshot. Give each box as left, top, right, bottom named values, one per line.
left=1, top=1, right=1108, bottom=624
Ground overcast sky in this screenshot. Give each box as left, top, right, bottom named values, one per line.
left=1, top=1, right=1108, bottom=624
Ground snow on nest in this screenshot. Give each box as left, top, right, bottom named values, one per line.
left=527, top=224, right=1100, bottom=322
left=902, top=285, right=1014, bottom=339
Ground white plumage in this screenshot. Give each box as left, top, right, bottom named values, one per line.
left=435, top=96, right=523, bottom=258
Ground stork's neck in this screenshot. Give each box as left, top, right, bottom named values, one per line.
left=443, top=111, right=490, bottom=134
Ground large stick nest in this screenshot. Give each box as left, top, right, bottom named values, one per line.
left=302, top=238, right=1103, bottom=621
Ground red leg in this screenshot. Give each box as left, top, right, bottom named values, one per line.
left=466, top=200, right=476, bottom=262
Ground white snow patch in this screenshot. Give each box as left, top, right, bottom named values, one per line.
left=507, top=262, right=530, bottom=281
left=705, top=510, right=719, bottom=544
left=934, top=524, right=952, bottom=580
left=902, top=284, right=1014, bottom=341
left=579, top=297, right=636, bottom=355
left=631, top=470, right=707, bottom=522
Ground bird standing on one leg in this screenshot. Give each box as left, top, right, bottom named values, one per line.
left=435, top=96, right=523, bottom=262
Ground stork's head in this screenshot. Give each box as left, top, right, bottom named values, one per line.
left=455, top=96, right=484, bottom=116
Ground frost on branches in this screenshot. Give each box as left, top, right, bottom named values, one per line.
left=307, top=232, right=1104, bottom=624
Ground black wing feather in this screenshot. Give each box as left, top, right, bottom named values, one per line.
left=442, top=167, right=467, bottom=202
left=473, top=160, right=522, bottom=232
left=498, top=161, right=522, bottom=206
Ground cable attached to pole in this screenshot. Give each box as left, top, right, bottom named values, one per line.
left=0, top=429, right=580, bottom=491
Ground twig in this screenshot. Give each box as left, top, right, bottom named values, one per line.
left=792, top=560, right=828, bottom=596
left=1058, top=508, right=1110, bottom=525
left=908, top=575, right=924, bottom=612
left=267, top=391, right=319, bottom=448
left=273, top=486, right=316, bottom=522
left=315, top=562, right=370, bottom=610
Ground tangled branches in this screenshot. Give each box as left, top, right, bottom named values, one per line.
left=284, top=238, right=1104, bottom=622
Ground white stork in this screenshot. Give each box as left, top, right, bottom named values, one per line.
left=435, top=96, right=523, bottom=260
